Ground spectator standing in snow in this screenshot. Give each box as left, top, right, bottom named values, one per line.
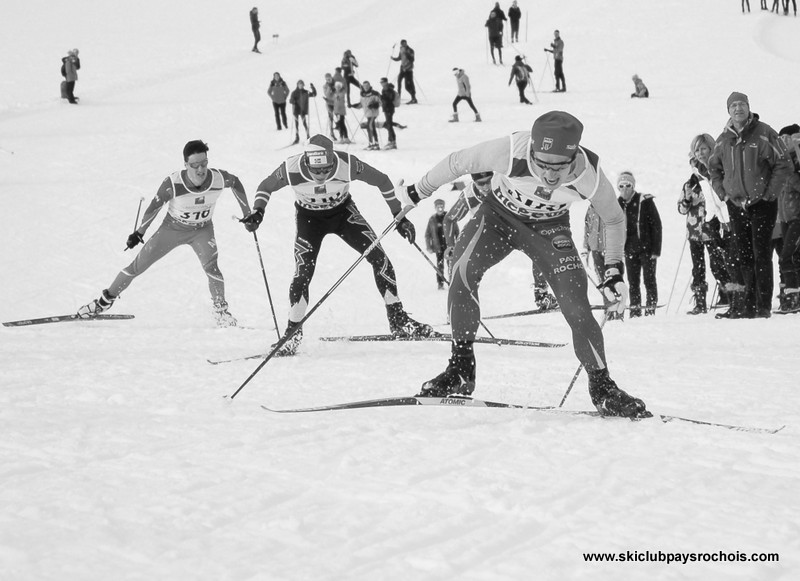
left=489, top=2, right=507, bottom=33
left=708, top=91, right=792, bottom=318
left=392, top=40, right=417, bottom=104
left=508, top=1, right=522, bottom=43
left=341, top=50, right=362, bottom=107
left=62, top=49, right=80, bottom=104
left=450, top=68, right=481, bottom=122
left=243, top=134, right=433, bottom=356
left=617, top=171, right=662, bottom=317
left=268, top=72, right=290, bottom=131
left=352, top=80, right=382, bottom=150
left=332, top=81, right=350, bottom=144
left=400, top=110, right=650, bottom=419
left=544, top=30, right=565, bottom=92
left=289, top=80, right=317, bottom=144
left=508, top=56, right=533, bottom=104
left=321, top=73, right=337, bottom=140
left=485, top=13, right=504, bottom=65
left=379, top=77, right=400, bottom=150
left=678, top=134, right=731, bottom=314
left=425, top=199, right=449, bottom=290
left=631, top=74, right=649, bottom=98
left=250, top=7, right=261, bottom=53
left=77, top=140, right=255, bottom=328
left=775, top=124, right=800, bottom=313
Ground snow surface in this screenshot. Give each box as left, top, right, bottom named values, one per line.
left=2, top=0, right=799, bottom=579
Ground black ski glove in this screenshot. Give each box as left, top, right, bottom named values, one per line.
left=396, top=217, right=416, bottom=244
left=598, top=263, right=628, bottom=316
left=240, top=207, right=264, bottom=232
left=126, top=231, right=144, bottom=250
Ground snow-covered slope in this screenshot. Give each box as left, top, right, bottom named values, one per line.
left=1, top=1, right=799, bottom=579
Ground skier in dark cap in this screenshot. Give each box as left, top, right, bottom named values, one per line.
left=399, top=111, right=650, bottom=418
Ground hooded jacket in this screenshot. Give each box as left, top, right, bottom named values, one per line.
left=707, top=113, right=792, bottom=207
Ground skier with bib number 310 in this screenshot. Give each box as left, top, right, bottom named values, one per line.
left=77, top=140, right=255, bottom=327
left=399, top=110, right=651, bottom=419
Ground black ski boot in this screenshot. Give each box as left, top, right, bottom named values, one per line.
left=419, top=352, right=476, bottom=397
left=387, top=303, right=435, bottom=338
left=77, top=289, right=116, bottom=318
left=271, top=321, right=303, bottom=357
left=588, top=368, right=651, bottom=418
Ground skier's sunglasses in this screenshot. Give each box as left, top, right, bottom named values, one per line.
left=531, top=154, right=575, bottom=172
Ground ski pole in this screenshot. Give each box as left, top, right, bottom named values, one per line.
left=253, top=231, right=281, bottom=340
left=409, top=240, right=499, bottom=340
left=231, top=215, right=280, bottom=337
left=229, top=206, right=414, bottom=400
left=386, top=44, right=396, bottom=78
left=666, top=235, right=689, bottom=314
left=124, top=196, right=145, bottom=251
left=557, top=312, right=608, bottom=407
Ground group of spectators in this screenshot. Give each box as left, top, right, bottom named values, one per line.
left=742, top=1, right=797, bottom=15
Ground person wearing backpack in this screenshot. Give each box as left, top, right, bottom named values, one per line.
left=508, top=56, right=533, bottom=104
left=391, top=40, right=417, bottom=104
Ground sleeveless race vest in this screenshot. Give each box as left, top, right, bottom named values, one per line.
left=167, top=169, right=226, bottom=226
left=285, top=151, right=353, bottom=211
left=488, top=131, right=602, bottom=221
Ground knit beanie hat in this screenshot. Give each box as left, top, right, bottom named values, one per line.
left=530, top=111, right=583, bottom=157
left=617, top=171, right=636, bottom=188
left=434, top=198, right=445, bottom=207
left=726, top=91, right=749, bottom=110
left=779, top=124, right=800, bottom=136
left=305, top=134, right=335, bottom=167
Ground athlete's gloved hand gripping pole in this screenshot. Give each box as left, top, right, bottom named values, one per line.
left=124, top=196, right=146, bottom=250
left=598, top=263, right=628, bottom=317
left=229, top=205, right=416, bottom=400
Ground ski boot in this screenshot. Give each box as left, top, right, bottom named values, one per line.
left=213, top=300, right=238, bottom=328
left=77, top=289, right=116, bottom=318
left=534, top=286, right=558, bottom=311
left=419, top=353, right=476, bottom=397
left=588, top=368, right=651, bottom=418
left=448, top=112, right=459, bottom=123
left=272, top=322, right=303, bottom=357
left=387, top=303, right=435, bottom=338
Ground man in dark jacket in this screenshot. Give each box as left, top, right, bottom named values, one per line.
left=708, top=91, right=792, bottom=318
left=485, top=14, right=504, bottom=65
left=379, top=77, right=399, bottom=150
left=425, top=199, right=449, bottom=289
left=617, top=171, right=662, bottom=317
left=391, top=40, right=417, bottom=104
left=508, top=56, right=533, bottom=104
left=250, top=7, right=261, bottom=53
left=508, top=1, right=522, bottom=43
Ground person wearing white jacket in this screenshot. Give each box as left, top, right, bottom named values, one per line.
left=678, top=133, right=731, bottom=314
left=449, top=68, right=481, bottom=123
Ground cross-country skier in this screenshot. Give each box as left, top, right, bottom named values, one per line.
left=241, top=134, right=434, bottom=356
left=77, top=140, right=255, bottom=327
left=400, top=110, right=651, bottom=418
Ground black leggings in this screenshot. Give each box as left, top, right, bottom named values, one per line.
left=287, top=201, right=399, bottom=322
left=452, top=96, right=478, bottom=113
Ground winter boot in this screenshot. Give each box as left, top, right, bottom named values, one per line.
left=587, top=368, right=651, bottom=419
left=384, top=141, right=397, bottom=150
left=475, top=113, right=482, bottom=122
left=687, top=285, right=707, bottom=315
left=407, top=97, right=418, bottom=104
left=419, top=351, right=476, bottom=397
left=784, top=289, right=800, bottom=313
left=387, top=303, right=435, bottom=338
left=449, top=112, right=459, bottom=123
left=77, top=289, right=116, bottom=318
left=213, top=300, right=238, bottom=328
left=271, top=322, right=303, bottom=357
left=629, top=305, right=642, bottom=318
